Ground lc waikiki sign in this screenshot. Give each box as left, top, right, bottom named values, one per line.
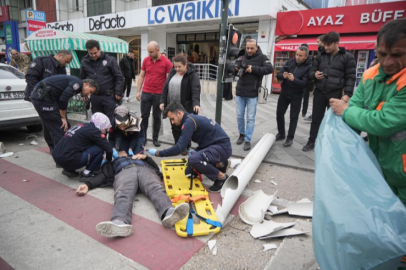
left=147, top=0, right=240, bottom=25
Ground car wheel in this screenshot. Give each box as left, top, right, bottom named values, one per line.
left=26, top=124, right=43, bottom=132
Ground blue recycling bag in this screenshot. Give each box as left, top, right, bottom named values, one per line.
left=313, top=109, right=406, bottom=270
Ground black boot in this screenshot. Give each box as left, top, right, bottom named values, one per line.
left=236, top=134, right=245, bottom=145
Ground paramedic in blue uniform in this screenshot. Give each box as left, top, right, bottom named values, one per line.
left=80, top=40, right=124, bottom=123
left=148, top=102, right=232, bottom=193
left=52, top=113, right=113, bottom=179
left=30, top=75, right=99, bottom=151
left=24, top=50, right=73, bottom=153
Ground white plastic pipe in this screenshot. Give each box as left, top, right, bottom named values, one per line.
left=216, top=133, right=276, bottom=223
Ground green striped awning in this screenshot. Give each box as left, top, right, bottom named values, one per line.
left=26, top=29, right=128, bottom=69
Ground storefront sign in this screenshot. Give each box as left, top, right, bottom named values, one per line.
left=26, top=9, right=46, bottom=37
left=89, top=14, right=126, bottom=31
left=48, top=21, right=75, bottom=31
left=147, top=0, right=240, bottom=25
left=45, top=0, right=277, bottom=33
left=4, top=20, right=19, bottom=64
left=275, top=2, right=405, bottom=35
left=5, top=24, right=12, bottom=44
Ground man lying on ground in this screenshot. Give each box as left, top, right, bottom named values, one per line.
left=76, top=151, right=189, bottom=238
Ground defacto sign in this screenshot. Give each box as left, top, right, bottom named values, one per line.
left=275, top=2, right=405, bottom=36
left=147, top=0, right=240, bottom=25
left=26, top=9, right=46, bottom=37
left=89, top=14, right=126, bottom=30
left=48, top=21, right=74, bottom=31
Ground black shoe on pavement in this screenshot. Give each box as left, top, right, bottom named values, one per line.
left=218, top=159, right=229, bottom=174
left=142, top=140, right=146, bottom=147
left=302, top=113, right=306, bottom=118
left=236, top=134, right=245, bottom=145
left=153, top=139, right=161, bottom=147
left=80, top=171, right=95, bottom=182
left=62, top=169, right=79, bottom=178
left=244, top=141, right=251, bottom=151
left=304, top=115, right=312, bottom=122
left=283, top=138, right=293, bottom=147
left=302, top=141, right=315, bottom=152
left=209, top=174, right=228, bottom=192
left=275, top=133, right=286, bottom=141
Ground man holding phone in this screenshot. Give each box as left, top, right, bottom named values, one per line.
left=275, top=46, right=311, bottom=147
left=302, top=31, right=356, bottom=152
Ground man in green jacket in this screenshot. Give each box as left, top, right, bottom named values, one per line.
left=330, top=18, right=406, bottom=208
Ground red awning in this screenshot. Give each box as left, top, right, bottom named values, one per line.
left=275, top=35, right=376, bottom=51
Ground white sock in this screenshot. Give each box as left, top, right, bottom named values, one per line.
left=83, top=169, right=90, bottom=175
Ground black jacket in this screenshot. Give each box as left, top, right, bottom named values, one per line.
left=52, top=123, right=113, bottom=170
left=160, top=63, right=201, bottom=113
left=24, top=55, right=67, bottom=101
left=309, top=47, right=356, bottom=96
left=80, top=52, right=124, bottom=96
left=83, top=156, right=162, bottom=190
left=31, top=75, right=83, bottom=110
left=119, top=56, right=136, bottom=79
left=277, top=57, right=311, bottom=99
left=159, top=113, right=230, bottom=157
left=236, top=46, right=273, bottom=98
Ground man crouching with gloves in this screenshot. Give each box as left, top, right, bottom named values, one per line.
left=76, top=151, right=189, bottom=238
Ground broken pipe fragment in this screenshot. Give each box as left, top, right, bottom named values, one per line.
left=216, top=133, right=276, bottom=224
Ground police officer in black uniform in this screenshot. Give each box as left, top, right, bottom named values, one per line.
left=30, top=75, right=99, bottom=157
left=80, top=40, right=124, bottom=123
left=24, top=50, right=73, bottom=152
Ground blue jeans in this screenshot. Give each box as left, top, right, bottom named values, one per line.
left=78, top=145, right=105, bottom=172
left=235, top=96, right=258, bottom=142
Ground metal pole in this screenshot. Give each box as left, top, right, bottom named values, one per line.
left=215, top=0, right=229, bottom=125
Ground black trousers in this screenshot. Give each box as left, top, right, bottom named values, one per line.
left=309, top=89, right=342, bottom=142
left=276, top=94, right=302, bottom=139
left=302, top=85, right=311, bottom=117
left=32, top=99, right=70, bottom=148
left=90, top=94, right=117, bottom=125
left=124, top=77, right=132, bottom=98
left=223, top=82, right=233, bottom=100
left=140, top=92, right=161, bottom=141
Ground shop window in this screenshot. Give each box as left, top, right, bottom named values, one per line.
left=87, top=0, right=112, bottom=17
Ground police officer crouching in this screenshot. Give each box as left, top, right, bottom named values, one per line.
left=30, top=75, right=99, bottom=165
left=109, top=105, right=144, bottom=158
left=52, top=113, right=113, bottom=179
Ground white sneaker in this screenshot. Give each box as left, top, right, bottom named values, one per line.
left=162, top=203, right=190, bottom=228
left=96, top=221, right=133, bottom=238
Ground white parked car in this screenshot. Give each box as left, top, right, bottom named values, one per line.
left=0, top=63, right=42, bottom=132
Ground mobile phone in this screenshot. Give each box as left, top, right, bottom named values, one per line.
left=283, top=66, right=290, bottom=73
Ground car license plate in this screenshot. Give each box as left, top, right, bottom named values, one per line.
left=0, top=91, right=25, bottom=100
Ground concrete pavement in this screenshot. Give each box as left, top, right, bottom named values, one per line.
left=0, top=125, right=317, bottom=270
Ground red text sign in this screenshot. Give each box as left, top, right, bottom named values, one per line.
left=276, top=2, right=405, bottom=36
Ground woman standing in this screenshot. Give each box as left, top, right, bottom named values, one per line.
left=160, top=54, right=201, bottom=155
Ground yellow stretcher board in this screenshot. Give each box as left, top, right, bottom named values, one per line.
left=161, top=159, right=221, bottom=237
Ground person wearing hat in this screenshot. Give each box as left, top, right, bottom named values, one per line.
left=109, top=105, right=144, bottom=158
left=52, top=113, right=114, bottom=179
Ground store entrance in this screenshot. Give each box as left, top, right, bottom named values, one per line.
left=128, top=36, right=141, bottom=74
left=177, top=42, right=219, bottom=65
